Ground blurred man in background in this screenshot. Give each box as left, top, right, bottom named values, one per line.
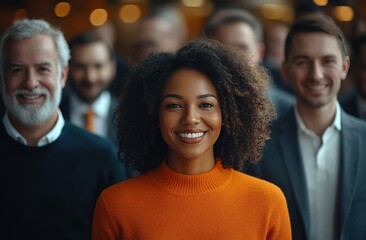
left=90, top=21, right=129, bottom=96
left=341, top=33, right=366, bottom=121
left=204, top=8, right=295, bottom=117
left=61, top=32, right=117, bottom=141
left=132, top=5, right=187, bottom=62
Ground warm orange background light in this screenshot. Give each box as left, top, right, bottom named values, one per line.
left=54, top=2, right=71, bottom=18
left=15, top=8, right=27, bottom=20
left=333, top=6, right=354, bottom=22
left=119, top=4, right=141, bottom=23
left=313, top=0, right=328, bottom=7
left=90, top=9, right=108, bottom=26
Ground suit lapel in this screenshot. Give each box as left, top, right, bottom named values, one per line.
left=339, top=112, right=361, bottom=233
left=279, top=111, right=310, bottom=236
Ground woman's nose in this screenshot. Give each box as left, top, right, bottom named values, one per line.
left=181, top=106, right=200, bottom=125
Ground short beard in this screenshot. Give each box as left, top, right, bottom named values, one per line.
left=2, top=80, right=62, bottom=127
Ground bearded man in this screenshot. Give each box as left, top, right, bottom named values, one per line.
left=0, top=19, right=126, bottom=240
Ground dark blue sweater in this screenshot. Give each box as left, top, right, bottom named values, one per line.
left=0, top=122, right=126, bottom=240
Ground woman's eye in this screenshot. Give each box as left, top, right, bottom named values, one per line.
left=200, top=102, right=214, bottom=108
left=166, top=103, right=182, bottom=109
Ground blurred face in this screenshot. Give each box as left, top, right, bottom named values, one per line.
left=215, top=22, right=263, bottom=65
left=265, top=23, right=288, bottom=67
left=1, top=34, right=67, bottom=126
left=134, top=18, right=178, bottom=61
left=283, top=32, right=349, bottom=110
left=353, top=44, right=366, bottom=99
left=159, top=69, right=222, bottom=165
left=69, top=42, right=115, bottom=104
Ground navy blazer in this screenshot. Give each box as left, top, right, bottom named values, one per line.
left=60, top=90, right=139, bottom=178
left=248, top=108, right=366, bottom=240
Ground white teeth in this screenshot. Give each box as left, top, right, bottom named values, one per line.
left=21, top=94, right=42, bottom=99
left=178, top=132, right=204, bottom=139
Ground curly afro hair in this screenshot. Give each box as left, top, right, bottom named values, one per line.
left=114, top=38, right=275, bottom=173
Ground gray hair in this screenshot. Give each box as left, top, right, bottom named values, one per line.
left=0, top=19, right=70, bottom=79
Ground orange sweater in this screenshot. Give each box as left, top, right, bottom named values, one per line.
left=92, top=160, right=291, bottom=240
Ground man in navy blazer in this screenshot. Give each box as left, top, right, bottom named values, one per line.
left=61, top=32, right=137, bottom=178
left=60, top=32, right=118, bottom=143
left=249, top=14, right=366, bottom=240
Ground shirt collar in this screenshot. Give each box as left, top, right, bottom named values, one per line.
left=2, top=109, right=65, bottom=147
left=71, top=91, right=111, bottom=118
left=295, top=101, right=342, bottom=136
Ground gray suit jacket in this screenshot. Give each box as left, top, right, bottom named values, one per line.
left=248, top=108, right=366, bottom=240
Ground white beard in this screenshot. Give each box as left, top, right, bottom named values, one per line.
left=2, top=79, right=62, bottom=127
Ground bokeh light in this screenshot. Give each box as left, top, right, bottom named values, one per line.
left=313, top=0, right=328, bottom=7
left=119, top=4, right=141, bottom=23
left=333, top=6, right=354, bottom=22
left=181, top=0, right=204, bottom=8
left=15, top=8, right=27, bottom=20
left=54, top=2, right=71, bottom=18
left=261, top=4, right=294, bottom=22
left=90, top=9, right=108, bottom=26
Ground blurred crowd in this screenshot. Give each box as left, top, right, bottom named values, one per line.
left=1, top=2, right=366, bottom=240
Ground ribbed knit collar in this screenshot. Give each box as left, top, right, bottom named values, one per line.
left=148, top=160, right=233, bottom=196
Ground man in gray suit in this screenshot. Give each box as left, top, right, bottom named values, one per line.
left=249, top=14, right=366, bottom=240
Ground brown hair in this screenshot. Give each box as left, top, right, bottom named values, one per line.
left=284, top=14, right=348, bottom=61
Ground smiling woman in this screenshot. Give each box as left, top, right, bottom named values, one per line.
left=115, top=39, right=275, bottom=173
left=92, top=38, right=292, bottom=240
left=158, top=69, right=222, bottom=174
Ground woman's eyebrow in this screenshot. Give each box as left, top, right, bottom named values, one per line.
left=161, top=94, right=183, bottom=101
left=161, top=93, right=218, bottom=101
left=197, top=94, right=217, bottom=99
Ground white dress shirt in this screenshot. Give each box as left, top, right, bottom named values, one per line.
left=3, top=109, right=65, bottom=147
left=69, top=91, right=111, bottom=138
left=295, top=102, right=341, bottom=240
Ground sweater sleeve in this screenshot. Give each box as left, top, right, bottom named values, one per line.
left=92, top=192, right=119, bottom=240
left=267, top=186, right=292, bottom=240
